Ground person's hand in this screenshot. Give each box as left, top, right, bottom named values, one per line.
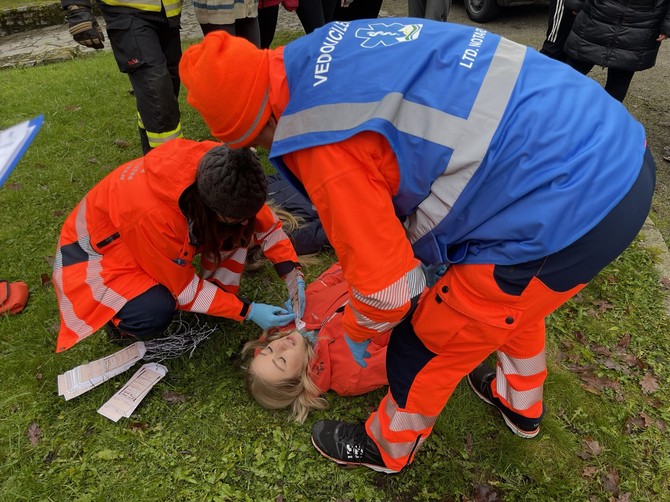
left=344, top=334, right=371, bottom=367
left=657, top=34, right=668, bottom=42
left=246, top=302, right=296, bottom=330
left=285, top=271, right=306, bottom=318
left=421, top=262, right=447, bottom=288
left=66, top=5, right=105, bottom=49
left=340, top=0, right=353, bottom=6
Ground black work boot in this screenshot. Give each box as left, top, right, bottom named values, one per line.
left=468, top=363, right=544, bottom=439
left=311, top=420, right=399, bottom=474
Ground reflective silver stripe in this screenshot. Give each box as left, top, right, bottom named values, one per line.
left=53, top=260, right=95, bottom=339
left=275, top=39, right=526, bottom=248
left=230, top=89, right=270, bottom=146
left=177, top=276, right=217, bottom=313
left=348, top=305, right=398, bottom=333
left=351, top=265, right=425, bottom=311
left=177, top=275, right=200, bottom=305
left=406, top=38, right=527, bottom=245
left=368, top=395, right=436, bottom=460
left=495, top=371, right=544, bottom=412
left=258, top=226, right=287, bottom=253
left=208, top=268, right=242, bottom=288
left=54, top=200, right=126, bottom=340
left=497, top=349, right=546, bottom=378
left=275, top=91, right=465, bottom=145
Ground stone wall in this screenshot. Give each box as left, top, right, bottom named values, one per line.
left=0, top=3, right=65, bottom=36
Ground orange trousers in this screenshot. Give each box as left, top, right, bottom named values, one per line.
left=366, top=264, right=583, bottom=471
left=365, top=148, right=655, bottom=471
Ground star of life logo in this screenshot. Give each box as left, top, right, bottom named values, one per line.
left=354, top=22, right=423, bottom=48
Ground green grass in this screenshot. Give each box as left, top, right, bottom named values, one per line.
left=1, top=38, right=670, bottom=501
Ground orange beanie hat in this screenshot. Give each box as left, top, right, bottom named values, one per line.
left=180, top=32, right=272, bottom=148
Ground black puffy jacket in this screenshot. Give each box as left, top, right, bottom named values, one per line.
left=564, top=0, right=670, bottom=70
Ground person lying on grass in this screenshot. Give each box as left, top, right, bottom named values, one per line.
left=53, top=139, right=304, bottom=352
left=241, top=263, right=389, bottom=423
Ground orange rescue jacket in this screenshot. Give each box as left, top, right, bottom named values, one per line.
left=53, top=139, right=299, bottom=352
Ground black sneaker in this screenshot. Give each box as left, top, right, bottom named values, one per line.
left=311, top=420, right=399, bottom=474
left=467, top=363, right=543, bottom=439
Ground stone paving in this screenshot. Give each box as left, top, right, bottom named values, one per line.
left=0, top=0, right=307, bottom=69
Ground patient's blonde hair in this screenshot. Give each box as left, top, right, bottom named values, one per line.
left=241, top=329, right=328, bottom=423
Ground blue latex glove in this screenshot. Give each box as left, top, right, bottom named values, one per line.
left=246, top=302, right=296, bottom=330
left=421, top=262, right=448, bottom=288
left=301, top=330, right=318, bottom=344
left=285, top=274, right=306, bottom=318
left=344, top=334, right=371, bottom=368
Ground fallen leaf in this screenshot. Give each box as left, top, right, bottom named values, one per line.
left=601, top=469, right=620, bottom=495
left=660, top=277, right=670, bottom=290
left=53, top=210, right=65, bottom=217
left=27, top=423, right=41, bottom=446
left=4, top=182, right=22, bottom=190
left=640, top=373, right=659, bottom=394
left=162, top=391, right=187, bottom=404
left=582, top=466, right=598, bottom=478
left=591, top=299, right=614, bottom=313
left=64, top=104, right=81, bottom=111
left=471, top=483, right=501, bottom=501
left=35, top=373, right=43, bottom=381
left=617, top=333, right=631, bottom=348
left=114, top=139, right=131, bottom=149
left=639, top=412, right=655, bottom=428
left=584, top=439, right=603, bottom=456
left=40, top=273, right=51, bottom=286
left=616, top=493, right=632, bottom=502
left=574, top=331, right=588, bottom=344
left=129, top=422, right=149, bottom=432
left=623, top=415, right=647, bottom=434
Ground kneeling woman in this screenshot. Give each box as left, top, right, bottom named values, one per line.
left=53, top=139, right=303, bottom=352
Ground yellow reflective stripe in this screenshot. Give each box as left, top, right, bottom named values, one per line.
left=146, top=123, right=183, bottom=147
left=101, top=0, right=182, bottom=14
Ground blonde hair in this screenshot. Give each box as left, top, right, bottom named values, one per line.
left=241, top=328, right=328, bottom=423
left=245, top=206, right=321, bottom=271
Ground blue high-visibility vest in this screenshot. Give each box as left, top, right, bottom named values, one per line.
left=270, top=19, right=646, bottom=265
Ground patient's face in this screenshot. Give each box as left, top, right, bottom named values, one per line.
left=250, top=331, right=307, bottom=383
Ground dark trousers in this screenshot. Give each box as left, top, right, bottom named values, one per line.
left=258, top=5, right=279, bottom=48
left=566, top=58, right=636, bottom=102
left=200, top=16, right=261, bottom=47
left=113, top=284, right=176, bottom=339
left=539, top=0, right=575, bottom=62
left=102, top=9, right=182, bottom=154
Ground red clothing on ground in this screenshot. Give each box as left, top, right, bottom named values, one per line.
left=302, top=263, right=388, bottom=396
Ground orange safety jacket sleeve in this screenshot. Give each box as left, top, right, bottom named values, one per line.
left=283, top=131, right=425, bottom=342
left=251, top=204, right=301, bottom=277
left=124, top=210, right=247, bottom=321
left=199, top=204, right=300, bottom=291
